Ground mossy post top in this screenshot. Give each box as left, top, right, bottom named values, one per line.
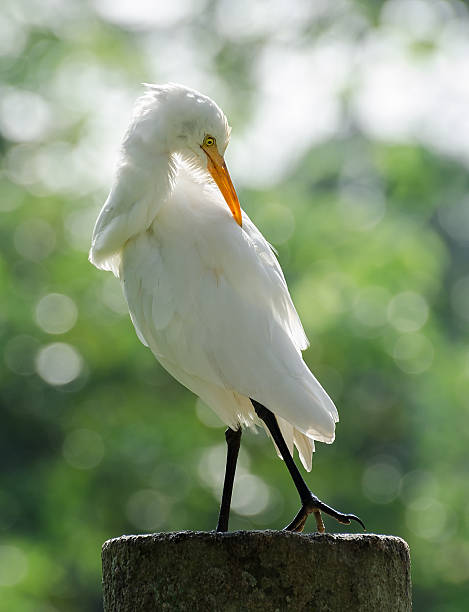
left=102, top=531, right=411, bottom=611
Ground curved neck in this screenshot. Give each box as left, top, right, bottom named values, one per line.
left=89, top=143, right=177, bottom=274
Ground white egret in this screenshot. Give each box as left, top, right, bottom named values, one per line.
left=90, top=83, right=364, bottom=533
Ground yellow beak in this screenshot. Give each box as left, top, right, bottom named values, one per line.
left=203, top=147, right=242, bottom=227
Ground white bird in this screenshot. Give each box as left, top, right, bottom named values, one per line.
left=90, top=83, right=363, bottom=533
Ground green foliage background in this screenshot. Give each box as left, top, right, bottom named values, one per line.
left=1, top=1, right=469, bottom=610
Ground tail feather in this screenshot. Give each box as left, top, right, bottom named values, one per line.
left=294, top=429, right=315, bottom=472
left=262, top=415, right=315, bottom=472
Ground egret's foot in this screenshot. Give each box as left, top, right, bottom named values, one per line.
left=284, top=492, right=365, bottom=534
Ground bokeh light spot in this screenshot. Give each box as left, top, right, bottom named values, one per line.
left=125, top=489, right=170, bottom=531
left=406, top=497, right=447, bottom=541
left=5, top=144, right=38, bottom=187
left=36, top=342, right=83, bottom=385
left=0, top=14, right=27, bottom=58
left=393, top=333, right=434, bottom=374
left=231, top=474, right=270, bottom=516
left=62, top=429, right=105, bottom=470
left=198, top=444, right=250, bottom=490
left=0, top=544, right=28, bottom=586
left=353, top=286, right=390, bottom=328
left=33, top=142, right=78, bottom=195
left=362, top=461, right=402, bottom=504
left=337, top=187, right=386, bottom=231
left=400, top=470, right=439, bottom=504
left=35, top=293, right=78, bottom=335
left=93, top=0, right=204, bottom=29
left=387, top=291, right=429, bottom=332
left=0, top=88, right=51, bottom=142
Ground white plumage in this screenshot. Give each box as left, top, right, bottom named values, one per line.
left=90, top=83, right=338, bottom=473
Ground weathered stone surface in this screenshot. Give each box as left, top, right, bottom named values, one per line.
left=102, top=531, right=411, bottom=611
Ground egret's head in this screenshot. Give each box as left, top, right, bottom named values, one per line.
left=129, top=83, right=241, bottom=226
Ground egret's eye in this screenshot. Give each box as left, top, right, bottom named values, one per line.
left=203, top=135, right=216, bottom=147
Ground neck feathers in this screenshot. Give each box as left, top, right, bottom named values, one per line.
left=89, top=150, right=176, bottom=276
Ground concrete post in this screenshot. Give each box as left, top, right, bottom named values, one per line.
left=102, top=531, right=411, bottom=611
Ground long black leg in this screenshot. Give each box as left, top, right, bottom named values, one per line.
left=251, top=398, right=365, bottom=533
left=216, top=426, right=242, bottom=532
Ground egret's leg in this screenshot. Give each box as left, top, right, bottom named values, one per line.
left=216, top=426, right=242, bottom=532
left=251, top=399, right=365, bottom=534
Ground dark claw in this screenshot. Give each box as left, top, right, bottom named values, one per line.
left=284, top=494, right=365, bottom=533
left=341, top=513, right=366, bottom=530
